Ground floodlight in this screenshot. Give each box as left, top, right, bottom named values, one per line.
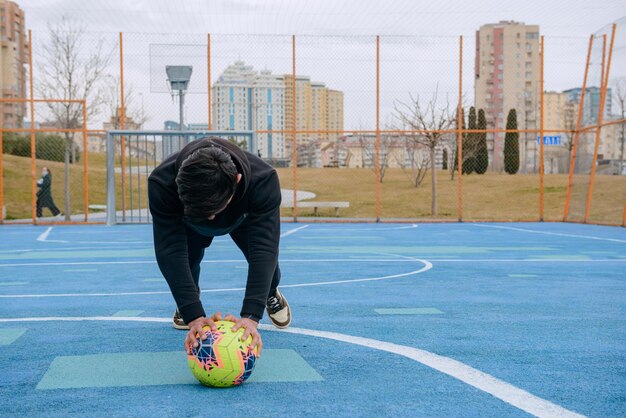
left=166, top=65, right=193, bottom=92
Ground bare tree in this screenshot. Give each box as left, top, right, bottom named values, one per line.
left=561, top=99, right=578, bottom=174
left=103, top=76, right=149, bottom=130
left=358, top=132, right=393, bottom=182
left=393, top=134, right=430, bottom=187
left=37, top=16, right=112, bottom=220
left=613, top=77, right=626, bottom=170
left=393, top=88, right=456, bottom=216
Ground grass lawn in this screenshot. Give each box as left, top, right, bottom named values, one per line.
left=2, top=153, right=624, bottom=225
left=278, top=167, right=625, bottom=224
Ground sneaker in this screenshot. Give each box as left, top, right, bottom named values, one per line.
left=266, top=288, right=291, bottom=329
left=172, top=310, right=189, bottom=330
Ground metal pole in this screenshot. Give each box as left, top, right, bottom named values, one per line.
left=585, top=26, right=617, bottom=223
left=179, top=90, right=186, bottom=146
left=119, top=32, right=126, bottom=222
left=28, top=30, right=37, bottom=224
left=106, top=132, right=117, bottom=226
left=457, top=35, right=463, bottom=221
left=539, top=36, right=545, bottom=222
left=564, top=35, right=593, bottom=221
left=375, top=35, right=381, bottom=222
left=292, top=35, right=298, bottom=220
left=82, top=100, right=88, bottom=222
left=207, top=33, right=212, bottom=131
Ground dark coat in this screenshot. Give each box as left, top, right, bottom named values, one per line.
left=36, top=173, right=55, bottom=207
left=148, top=137, right=282, bottom=324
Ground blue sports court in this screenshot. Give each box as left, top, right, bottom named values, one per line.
left=0, top=222, right=625, bottom=417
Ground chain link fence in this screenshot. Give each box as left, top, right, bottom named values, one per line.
left=1, top=22, right=624, bottom=225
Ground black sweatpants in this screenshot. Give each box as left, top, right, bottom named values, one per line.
left=184, top=223, right=281, bottom=301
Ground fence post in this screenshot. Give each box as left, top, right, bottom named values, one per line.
left=82, top=100, right=88, bottom=222
left=539, top=36, right=545, bottom=221
left=119, top=32, right=127, bottom=222
left=0, top=103, right=3, bottom=223
left=106, top=132, right=117, bottom=226
left=207, top=33, right=212, bottom=130
left=585, top=25, right=616, bottom=223
left=564, top=35, right=593, bottom=221
left=291, top=34, right=298, bottom=221
left=457, top=35, right=463, bottom=222
left=28, top=29, right=37, bottom=224
left=375, top=35, right=381, bottom=222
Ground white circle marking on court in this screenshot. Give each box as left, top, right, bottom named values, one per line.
left=0, top=315, right=585, bottom=418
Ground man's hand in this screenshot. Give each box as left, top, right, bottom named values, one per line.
left=224, top=314, right=263, bottom=357
left=185, top=312, right=222, bottom=355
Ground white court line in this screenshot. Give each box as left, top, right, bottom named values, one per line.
left=0, top=258, right=431, bottom=298
left=34, top=226, right=150, bottom=245
left=280, top=225, right=309, bottom=237
left=474, top=224, right=626, bottom=243
left=1, top=258, right=624, bottom=268
left=0, top=315, right=585, bottom=418
left=0, top=258, right=415, bottom=268
left=36, top=227, right=58, bottom=242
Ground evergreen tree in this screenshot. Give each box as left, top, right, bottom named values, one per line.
left=475, top=109, right=488, bottom=174
left=504, top=109, right=520, bottom=174
left=463, top=106, right=476, bottom=174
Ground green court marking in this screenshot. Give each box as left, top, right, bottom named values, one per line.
left=580, top=251, right=616, bottom=255
left=508, top=274, right=538, bottom=278
left=112, top=310, right=144, bottom=317
left=0, top=248, right=153, bottom=260
left=36, top=349, right=322, bottom=389
left=375, top=308, right=444, bottom=315
left=283, top=246, right=554, bottom=255
left=0, top=281, right=29, bottom=286
left=142, top=278, right=164, bottom=282
left=533, top=255, right=590, bottom=260
left=0, top=328, right=27, bottom=345
left=301, top=236, right=386, bottom=241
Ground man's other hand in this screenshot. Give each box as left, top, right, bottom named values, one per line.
left=185, top=312, right=222, bottom=355
left=224, top=314, right=263, bottom=357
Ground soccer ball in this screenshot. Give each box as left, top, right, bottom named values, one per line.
left=187, top=320, right=258, bottom=388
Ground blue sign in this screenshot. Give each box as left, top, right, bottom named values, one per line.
left=537, top=135, right=561, bottom=145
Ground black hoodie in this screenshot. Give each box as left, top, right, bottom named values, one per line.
left=148, top=137, right=281, bottom=324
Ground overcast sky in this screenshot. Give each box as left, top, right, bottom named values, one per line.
left=19, top=0, right=626, bottom=129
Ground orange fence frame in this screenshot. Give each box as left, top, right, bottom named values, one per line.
left=2, top=29, right=624, bottom=226
left=0, top=109, right=3, bottom=224
left=291, top=35, right=298, bottom=220
left=119, top=32, right=127, bottom=222
left=375, top=35, right=381, bottom=221
left=457, top=35, right=463, bottom=221
left=539, top=36, right=545, bottom=221
left=29, top=29, right=36, bottom=223
left=585, top=25, right=617, bottom=223
left=207, top=33, right=212, bottom=130
left=564, top=35, right=594, bottom=221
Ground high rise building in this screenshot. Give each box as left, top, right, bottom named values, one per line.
left=0, top=0, right=28, bottom=128
left=211, top=61, right=343, bottom=165
left=326, top=89, right=344, bottom=143
left=563, top=87, right=612, bottom=126
left=211, top=61, right=286, bottom=159
left=211, top=60, right=256, bottom=132
left=254, top=69, right=286, bottom=159
left=475, top=21, right=540, bottom=172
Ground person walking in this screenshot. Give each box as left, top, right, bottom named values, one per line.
left=36, top=166, right=61, bottom=218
